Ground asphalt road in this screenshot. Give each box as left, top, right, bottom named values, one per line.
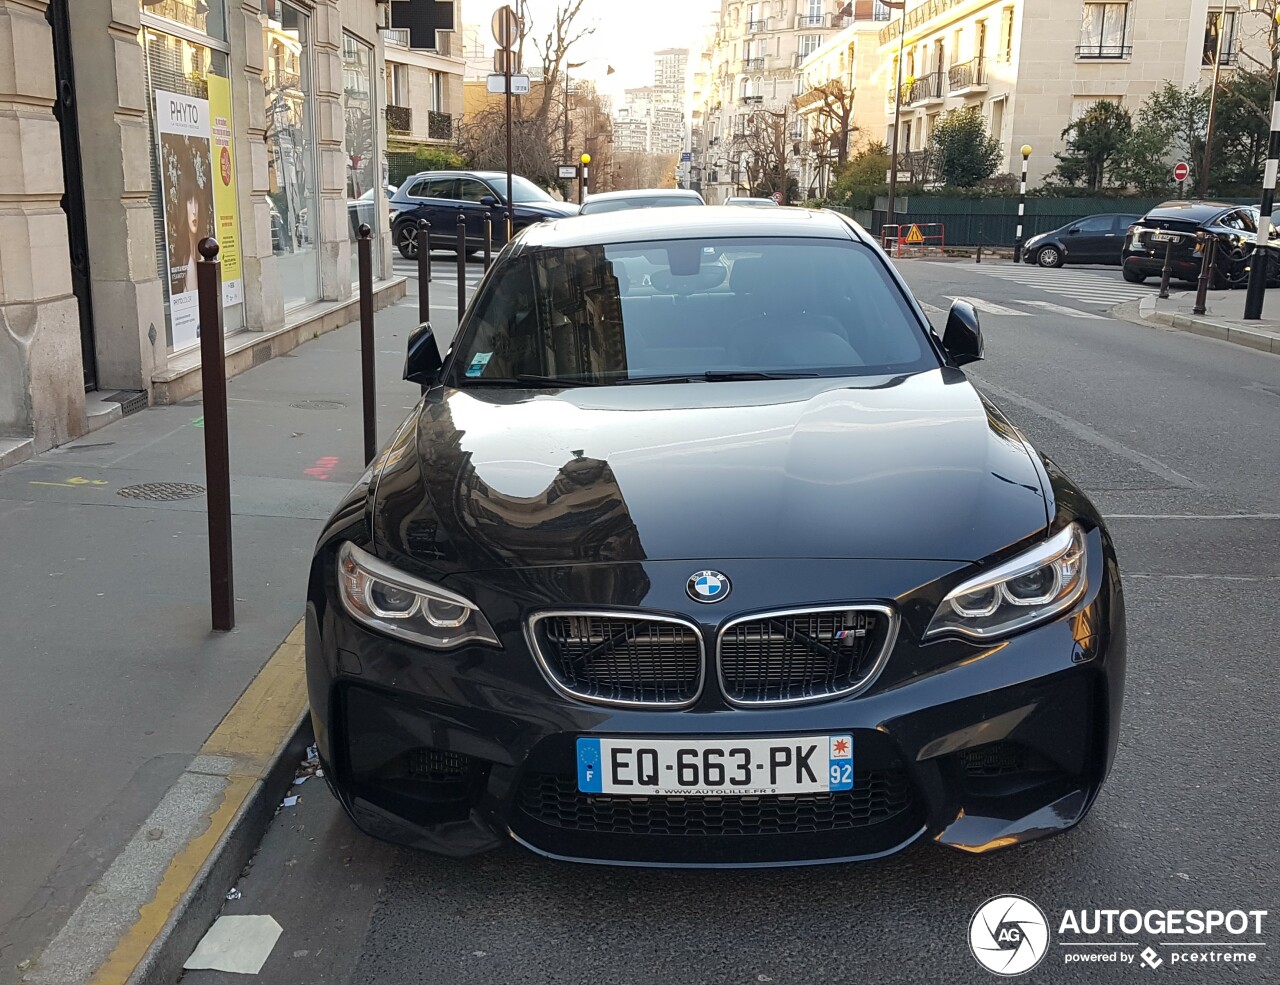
left=177, top=259, right=1280, bottom=985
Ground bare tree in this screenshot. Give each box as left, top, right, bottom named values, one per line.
left=615, top=151, right=679, bottom=189
left=732, top=111, right=793, bottom=197
left=805, top=79, right=859, bottom=169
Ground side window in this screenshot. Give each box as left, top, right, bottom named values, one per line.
left=456, top=179, right=493, bottom=203
left=1076, top=215, right=1113, bottom=233
left=424, top=178, right=458, bottom=200
left=405, top=179, right=430, bottom=199
left=1218, top=211, right=1243, bottom=230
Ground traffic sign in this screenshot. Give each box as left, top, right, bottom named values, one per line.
left=487, top=73, right=530, bottom=95
left=558, top=165, right=579, bottom=179
left=1173, top=161, right=1190, bottom=182
left=491, top=5, right=519, bottom=47
left=771, top=191, right=783, bottom=203
left=680, top=151, right=692, bottom=162
left=904, top=224, right=926, bottom=244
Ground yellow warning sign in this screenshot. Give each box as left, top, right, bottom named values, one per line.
left=904, top=224, right=926, bottom=245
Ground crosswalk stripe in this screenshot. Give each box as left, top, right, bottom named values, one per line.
left=1017, top=300, right=1107, bottom=319
left=944, top=296, right=1030, bottom=316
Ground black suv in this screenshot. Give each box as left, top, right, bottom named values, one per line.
left=1122, top=201, right=1278, bottom=287
left=389, top=171, right=578, bottom=259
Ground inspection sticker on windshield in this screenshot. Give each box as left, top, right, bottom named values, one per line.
left=576, top=734, right=854, bottom=796
left=465, top=352, right=492, bottom=377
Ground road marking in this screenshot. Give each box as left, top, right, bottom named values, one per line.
left=944, top=296, right=1029, bottom=316
left=968, top=265, right=1152, bottom=306
left=1103, top=513, right=1280, bottom=520
left=973, top=376, right=1201, bottom=490
left=29, top=476, right=110, bottom=489
left=1018, top=300, right=1108, bottom=319
left=918, top=301, right=946, bottom=316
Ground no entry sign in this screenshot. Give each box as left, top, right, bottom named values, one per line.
left=1173, top=161, right=1190, bottom=182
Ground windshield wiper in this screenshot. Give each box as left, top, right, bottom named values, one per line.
left=454, top=375, right=601, bottom=388
left=619, top=371, right=819, bottom=385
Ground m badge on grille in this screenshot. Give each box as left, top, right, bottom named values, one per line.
left=687, top=570, right=730, bottom=603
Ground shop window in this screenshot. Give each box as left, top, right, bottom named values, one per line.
left=139, top=0, right=226, bottom=42
left=343, top=33, right=379, bottom=285
left=264, top=1, right=319, bottom=309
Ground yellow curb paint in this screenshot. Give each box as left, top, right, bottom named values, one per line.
left=86, top=774, right=255, bottom=985
left=85, top=619, right=308, bottom=985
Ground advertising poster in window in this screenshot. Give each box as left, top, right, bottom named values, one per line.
left=156, top=89, right=216, bottom=350
left=207, top=75, right=243, bottom=307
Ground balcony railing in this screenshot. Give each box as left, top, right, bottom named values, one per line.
left=741, top=94, right=764, bottom=105
left=742, top=57, right=766, bottom=71
left=798, top=13, right=829, bottom=27
left=385, top=104, right=411, bottom=135
left=903, top=71, right=945, bottom=104
left=427, top=110, right=452, bottom=140
left=1076, top=43, right=1133, bottom=60
left=383, top=28, right=410, bottom=48
left=747, top=18, right=768, bottom=32
left=947, top=58, right=987, bottom=90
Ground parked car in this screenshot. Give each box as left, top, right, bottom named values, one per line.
left=1021, top=213, right=1141, bottom=268
left=725, top=196, right=780, bottom=206
left=390, top=171, right=578, bottom=259
left=305, top=206, right=1125, bottom=867
left=1122, top=201, right=1279, bottom=287
left=578, top=188, right=705, bottom=215
left=347, top=184, right=397, bottom=239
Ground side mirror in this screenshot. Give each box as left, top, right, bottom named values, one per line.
left=1066, top=227, right=1080, bottom=235
left=480, top=195, right=499, bottom=208
left=404, top=322, right=444, bottom=387
left=942, top=300, right=983, bottom=367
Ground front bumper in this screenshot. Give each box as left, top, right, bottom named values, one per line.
left=305, top=552, right=1125, bottom=867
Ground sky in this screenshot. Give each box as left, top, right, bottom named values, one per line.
left=466, top=0, right=720, bottom=106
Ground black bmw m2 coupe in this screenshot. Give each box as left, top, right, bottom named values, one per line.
left=304, top=207, right=1125, bottom=867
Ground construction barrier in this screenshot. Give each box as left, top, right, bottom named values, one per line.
left=881, top=223, right=946, bottom=258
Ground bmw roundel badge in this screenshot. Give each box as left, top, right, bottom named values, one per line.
left=687, top=570, right=731, bottom=603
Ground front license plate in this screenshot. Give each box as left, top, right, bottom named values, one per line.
left=576, top=735, right=854, bottom=796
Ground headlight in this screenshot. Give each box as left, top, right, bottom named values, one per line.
left=926, top=524, right=1088, bottom=641
left=337, top=542, right=499, bottom=649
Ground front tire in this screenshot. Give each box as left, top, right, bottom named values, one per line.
left=395, top=225, right=418, bottom=260
left=1036, top=246, right=1063, bottom=268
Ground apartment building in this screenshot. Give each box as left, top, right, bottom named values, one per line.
left=877, top=0, right=1271, bottom=185
left=383, top=0, right=465, bottom=180
left=794, top=2, right=894, bottom=197
left=694, top=0, right=870, bottom=203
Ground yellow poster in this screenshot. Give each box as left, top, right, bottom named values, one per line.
left=207, top=75, right=243, bottom=305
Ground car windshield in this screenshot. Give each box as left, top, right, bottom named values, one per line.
left=580, top=197, right=702, bottom=215
left=448, top=237, right=938, bottom=386
left=506, top=175, right=555, bottom=204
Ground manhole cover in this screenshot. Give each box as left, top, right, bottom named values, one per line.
left=291, top=400, right=346, bottom=410
left=117, top=482, right=206, bottom=501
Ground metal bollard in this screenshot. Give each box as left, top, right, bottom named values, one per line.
left=503, top=210, right=512, bottom=246
left=1194, top=235, right=1217, bottom=316
left=483, top=211, right=493, bottom=268
left=976, top=243, right=983, bottom=264
left=416, top=219, right=431, bottom=326
left=456, top=213, right=467, bottom=323
left=195, top=237, right=234, bottom=632
left=1158, top=240, right=1175, bottom=299
left=358, top=225, right=376, bottom=466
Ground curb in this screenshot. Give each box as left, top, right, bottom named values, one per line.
left=23, top=622, right=311, bottom=985
left=1135, top=295, right=1280, bottom=354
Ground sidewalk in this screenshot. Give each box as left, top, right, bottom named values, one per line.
left=1136, top=288, right=1280, bottom=354
left=0, top=290, right=446, bottom=984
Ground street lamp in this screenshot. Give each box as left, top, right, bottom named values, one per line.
left=1013, top=145, right=1032, bottom=262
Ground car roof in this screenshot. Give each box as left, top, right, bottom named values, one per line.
left=395, top=170, right=512, bottom=187
left=517, top=206, right=863, bottom=249
left=584, top=188, right=703, bottom=202
left=1146, top=200, right=1240, bottom=220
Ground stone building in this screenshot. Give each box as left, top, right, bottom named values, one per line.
left=0, top=0, right=406, bottom=469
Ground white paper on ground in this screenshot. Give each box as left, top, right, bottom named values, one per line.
left=183, top=914, right=283, bottom=974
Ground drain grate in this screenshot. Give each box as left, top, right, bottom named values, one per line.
left=103, top=390, right=149, bottom=417
left=291, top=400, right=345, bottom=411
left=117, top=482, right=206, bottom=502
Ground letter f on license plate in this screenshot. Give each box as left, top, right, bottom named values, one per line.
left=576, top=735, right=855, bottom=796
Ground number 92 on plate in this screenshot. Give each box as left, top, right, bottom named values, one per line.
left=576, top=735, right=854, bottom=796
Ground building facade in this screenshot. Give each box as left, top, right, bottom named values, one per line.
left=1, top=0, right=403, bottom=468
left=384, top=1, right=464, bottom=182
left=877, top=0, right=1271, bottom=186
left=694, top=0, right=873, bottom=203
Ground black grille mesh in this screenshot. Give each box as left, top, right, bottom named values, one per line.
left=518, top=770, right=914, bottom=836
left=535, top=615, right=702, bottom=705
left=719, top=609, right=888, bottom=703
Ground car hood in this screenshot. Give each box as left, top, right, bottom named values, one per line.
left=517, top=201, right=579, bottom=218
left=370, top=370, right=1049, bottom=574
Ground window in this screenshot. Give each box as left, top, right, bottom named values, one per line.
left=139, top=0, right=227, bottom=42
left=873, top=0, right=892, bottom=21
left=1070, top=95, right=1118, bottom=122
left=456, top=178, right=493, bottom=203
left=387, top=62, right=408, bottom=107
left=1078, top=3, right=1130, bottom=59
left=1203, top=11, right=1238, bottom=66
left=799, top=34, right=822, bottom=58
left=1073, top=215, right=1114, bottom=234
left=343, top=32, right=379, bottom=284
left=998, top=6, right=1015, bottom=61
left=976, top=19, right=988, bottom=61
left=805, top=0, right=823, bottom=26
left=990, top=97, right=1005, bottom=147
left=428, top=70, right=444, bottom=113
